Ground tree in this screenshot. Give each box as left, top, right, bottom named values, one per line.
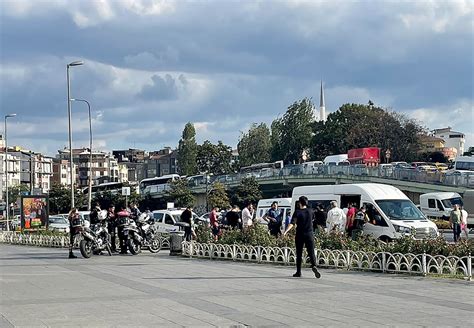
left=230, top=177, right=262, bottom=209
left=207, top=182, right=230, bottom=210
left=237, top=123, right=271, bottom=167
left=311, top=102, right=425, bottom=162
left=6, top=184, right=29, bottom=206
left=196, top=140, right=233, bottom=175
left=177, top=122, right=198, bottom=176
left=166, top=179, right=195, bottom=208
left=270, top=98, right=314, bottom=163
left=48, top=184, right=87, bottom=214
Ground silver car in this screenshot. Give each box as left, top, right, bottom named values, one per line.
left=48, top=215, right=70, bottom=233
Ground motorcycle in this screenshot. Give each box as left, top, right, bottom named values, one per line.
left=78, top=210, right=112, bottom=258
left=125, top=212, right=162, bottom=255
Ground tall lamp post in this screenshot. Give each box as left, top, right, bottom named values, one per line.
left=71, top=98, right=93, bottom=210
left=67, top=60, right=84, bottom=209
left=4, top=113, right=17, bottom=232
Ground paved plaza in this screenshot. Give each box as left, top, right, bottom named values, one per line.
left=0, top=245, right=473, bottom=327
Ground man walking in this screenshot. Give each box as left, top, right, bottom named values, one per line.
left=450, top=204, right=462, bottom=242
left=283, top=196, right=321, bottom=279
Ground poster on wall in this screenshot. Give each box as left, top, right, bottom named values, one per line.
left=21, top=195, right=49, bottom=231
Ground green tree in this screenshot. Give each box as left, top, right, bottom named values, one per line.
left=6, top=184, right=29, bottom=205
left=237, top=123, right=271, bottom=167
left=230, top=177, right=262, bottom=208
left=271, top=98, right=314, bottom=163
left=207, top=182, right=230, bottom=210
left=311, top=102, right=425, bottom=162
left=48, top=184, right=87, bottom=213
left=196, top=140, right=233, bottom=175
left=166, top=179, right=195, bottom=208
left=177, top=122, right=198, bottom=176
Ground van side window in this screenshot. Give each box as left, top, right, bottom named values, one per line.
left=436, top=200, right=444, bottom=211
left=428, top=199, right=436, bottom=209
left=363, top=203, right=388, bottom=227
left=164, top=214, right=174, bottom=225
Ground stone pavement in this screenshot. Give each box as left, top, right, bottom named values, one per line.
left=0, top=245, right=473, bottom=328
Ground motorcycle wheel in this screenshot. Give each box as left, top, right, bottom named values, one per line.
left=127, top=238, right=141, bottom=255
left=79, top=239, right=93, bottom=258
left=148, top=236, right=162, bottom=253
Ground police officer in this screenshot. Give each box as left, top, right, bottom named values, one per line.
left=107, top=205, right=117, bottom=252
left=67, top=208, right=79, bottom=259
left=89, top=203, right=102, bottom=225
left=283, top=196, right=321, bottom=278
left=116, top=206, right=130, bottom=254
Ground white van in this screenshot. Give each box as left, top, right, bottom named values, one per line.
left=323, top=154, right=348, bottom=165
left=463, top=190, right=474, bottom=227
left=256, top=198, right=292, bottom=226
left=419, top=192, right=462, bottom=220
left=291, top=183, right=438, bottom=241
left=302, top=161, right=324, bottom=174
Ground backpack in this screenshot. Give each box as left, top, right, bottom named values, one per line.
left=353, top=211, right=366, bottom=229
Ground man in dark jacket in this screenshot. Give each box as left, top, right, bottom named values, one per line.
left=283, top=196, right=321, bottom=278
left=180, top=206, right=193, bottom=241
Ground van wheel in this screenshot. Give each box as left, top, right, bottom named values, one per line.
left=379, top=236, right=392, bottom=243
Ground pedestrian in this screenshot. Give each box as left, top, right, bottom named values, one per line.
left=130, top=203, right=141, bottom=220
left=345, top=203, right=357, bottom=237
left=67, top=208, right=79, bottom=259
left=460, top=205, right=469, bottom=240
left=313, top=204, right=327, bottom=235
left=181, top=206, right=194, bottom=241
left=209, top=206, right=220, bottom=241
left=326, top=201, right=347, bottom=233
left=107, top=205, right=117, bottom=252
left=283, top=196, right=321, bottom=278
left=241, top=203, right=254, bottom=229
left=226, top=205, right=240, bottom=230
left=449, top=204, right=462, bottom=242
left=264, top=201, right=283, bottom=237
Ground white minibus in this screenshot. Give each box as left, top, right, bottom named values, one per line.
left=291, top=183, right=438, bottom=241
left=256, top=198, right=292, bottom=227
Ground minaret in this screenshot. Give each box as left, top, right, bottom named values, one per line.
left=319, top=80, right=326, bottom=122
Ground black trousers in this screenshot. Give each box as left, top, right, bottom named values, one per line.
left=118, top=226, right=127, bottom=253
left=69, top=229, right=75, bottom=252
left=295, top=233, right=316, bottom=273
left=184, top=227, right=192, bottom=241
left=108, top=222, right=117, bottom=251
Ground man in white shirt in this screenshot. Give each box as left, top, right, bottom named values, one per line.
left=241, top=203, right=254, bottom=229
left=460, top=206, right=469, bottom=239
left=326, top=201, right=347, bottom=233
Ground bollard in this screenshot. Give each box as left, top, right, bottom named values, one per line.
left=422, top=253, right=427, bottom=276
left=468, top=253, right=472, bottom=282
left=346, top=250, right=351, bottom=270
left=382, top=252, right=386, bottom=273
left=169, top=231, right=185, bottom=256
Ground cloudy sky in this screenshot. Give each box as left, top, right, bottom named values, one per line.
left=1, top=0, right=473, bottom=156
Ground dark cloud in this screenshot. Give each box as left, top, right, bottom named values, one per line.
left=138, top=74, right=179, bottom=101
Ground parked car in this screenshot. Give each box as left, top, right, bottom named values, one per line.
left=433, top=163, right=449, bottom=172
left=416, top=165, right=438, bottom=173
left=152, top=209, right=199, bottom=233
left=48, top=215, right=70, bottom=233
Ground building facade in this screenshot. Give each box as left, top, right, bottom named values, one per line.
left=433, top=127, right=465, bottom=156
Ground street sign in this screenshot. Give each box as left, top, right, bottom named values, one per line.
left=121, top=187, right=131, bottom=196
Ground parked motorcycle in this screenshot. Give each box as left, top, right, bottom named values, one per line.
left=78, top=210, right=112, bottom=258
left=125, top=212, right=162, bottom=255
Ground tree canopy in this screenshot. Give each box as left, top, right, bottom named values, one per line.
left=237, top=123, right=271, bottom=167
left=230, top=177, right=262, bottom=209
left=177, top=122, right=198, bottom=176
left=166, top=179, right=195, bottom=208
left=196, top=140, right=233, bottom=175
left=207, top=182, right=230, bottom=210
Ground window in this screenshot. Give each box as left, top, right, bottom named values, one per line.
left=153, top=212, right=163, bottom=223
left=436, top=200, right=444, bottom=211
left=164, top=214, right=174, bottom=225
left=428, top=199, right=436, bottom=209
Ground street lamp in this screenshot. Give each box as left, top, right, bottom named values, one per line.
left=67, top=60, right=84, bottom=209
left=4, top=113, right=17, bottom=232
left=71, top=98, right=92, bottom=210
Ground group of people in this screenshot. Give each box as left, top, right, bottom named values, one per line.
left=449, top=204, right=469, bottom=242
left=67, top=203, right=143, bottom=259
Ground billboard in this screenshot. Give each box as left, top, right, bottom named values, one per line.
left=21, top=195, right=49, bottom=231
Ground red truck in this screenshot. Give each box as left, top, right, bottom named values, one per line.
left=347, top=147, right=380, bottom=166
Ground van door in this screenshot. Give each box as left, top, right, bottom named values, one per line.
left=362, top=202, right=392, bottom=240
left=425, top=198, right=438, bottom=218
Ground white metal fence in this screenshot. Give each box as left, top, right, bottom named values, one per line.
left=182, top=241, right=473, bottom=280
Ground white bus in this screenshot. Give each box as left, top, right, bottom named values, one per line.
left=186, top=174, right=210, bottom=188
left=291, top=183, right=438, bottom=241
left=454, top=156, right=474, bottom=171
left=83, top=182, right=124, bottom=197
left=139, top=174, right=180, bottom=194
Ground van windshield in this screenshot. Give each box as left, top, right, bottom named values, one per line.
left=376, top=200, right=425, bottom=220
left=441, top=197, right=463, bottom=208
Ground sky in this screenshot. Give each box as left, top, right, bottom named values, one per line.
left=1, top=0, right=473, bottom=157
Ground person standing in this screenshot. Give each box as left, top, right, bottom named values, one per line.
left=116, top=207, right=130, bottom=254
left=209, top=206, right=220, bottom=241
left=283, top=196, right=321, bottom=278
left=313, top=204, right=327, bottom=235
left=345, top=203, right=357, bottom=237
left=181, top=206, right=194, bottom=241
left=460, top=205, right=469, bottom=240
left=226, top=205, right=240, bottom=230
left=449, top=204, right=462, bottom=242
left=326, top=201, right=346, bottom=233
left=107, top=205, right=117, bottom=252
left=241, top=203, right=254, bottom=229
left=264, top=201, right=283, bottom=237
left=89, top=203, right=102, bottom=225
left=67, top=208, right=79, bottom=259
left=352, top=206, right=368, bottom=240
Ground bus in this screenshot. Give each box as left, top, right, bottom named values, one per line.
left=139, top=174, right=180, bottom=194
left=240, top=161, right=284, bottom=176
left=454, top=156, right=474, bottom=171
left=187, top=175, right=209, bottom=188
left=83, top=182, right=124, bottom=196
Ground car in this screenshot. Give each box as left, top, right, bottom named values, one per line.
left=434, top=163, right=449, bottom=172
left=48, top=215, right=70, bottom=233
left=416, top=165, right=438, bottom=173
left=152, top=209, right=200, bottom=233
